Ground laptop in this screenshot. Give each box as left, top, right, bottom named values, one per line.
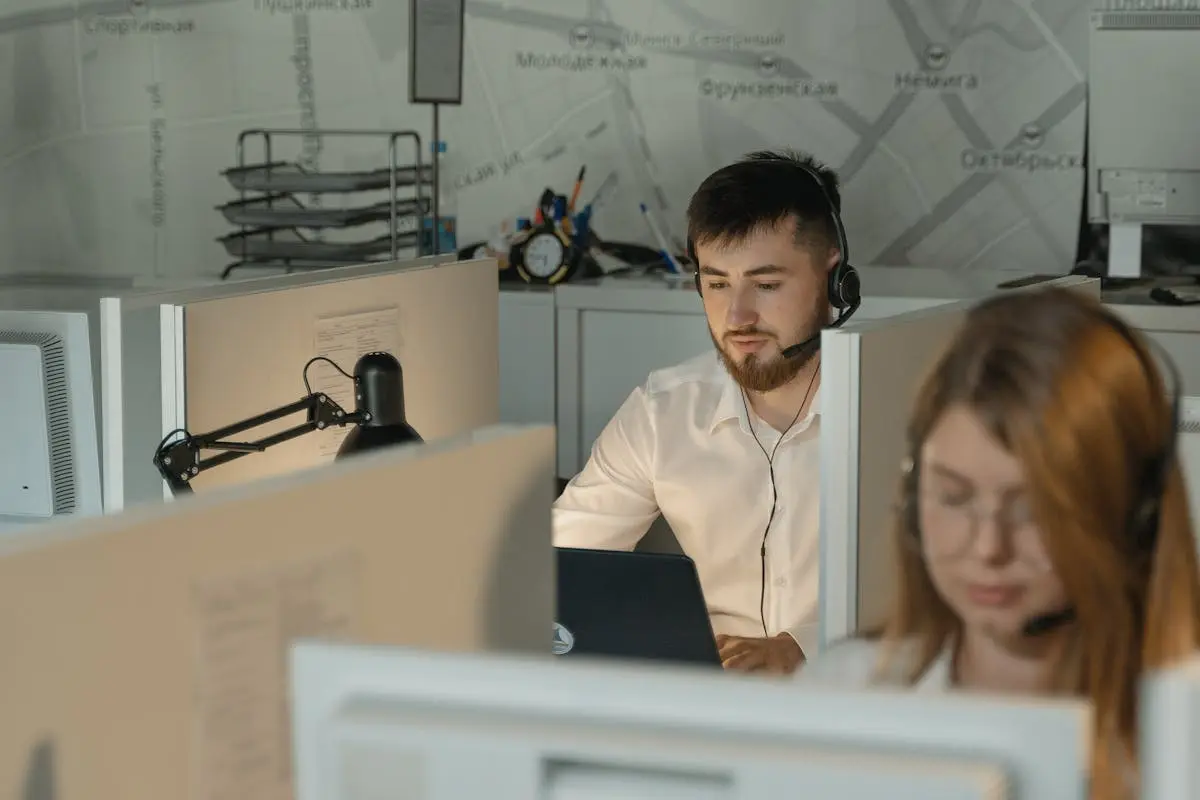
left=553, top=547, right=722, bottom=667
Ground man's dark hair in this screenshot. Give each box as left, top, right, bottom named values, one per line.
left=686, top=149, right=840, bottom=258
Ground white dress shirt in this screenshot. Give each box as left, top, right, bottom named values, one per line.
left=552, top=351, right=822, bottom=654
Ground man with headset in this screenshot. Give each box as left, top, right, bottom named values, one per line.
left=553, top=150, right=861, bottom=675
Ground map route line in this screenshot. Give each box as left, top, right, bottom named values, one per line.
left=940, top=92, right=1064, bottom=262
left=874, top=82, right=1085, bottom=264
left=928, top=0, right=1044, bottom=51
left=840, top=0, right=949, bottom=184
left=0, top=104, right=302, bottom=173
left=464, top=0, right=874, bottom=138
left=1007, top=0, right=1085, bottom=82
left=516, top=89, right=613, bottom=162
left=463, top=17, right=514, bottom=156
left=837, top=93, right=916, bottom=183
left=0, top=0, right=234, bottom=35
left=590, top=0, right=675, bottom=227
left=877, top=0, right=1077, bottom=265
left=655, top=0, right=925, bottom=214
left=840, top=0, right=954, bottom=182
left=886, top=0, right=933, bottom=66
left=960, top=216, right=1032, bottom=271
left=953, top=0, right=986, bottom=38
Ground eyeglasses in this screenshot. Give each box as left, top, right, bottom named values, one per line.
left=915, top=488, right=1054, bottom=571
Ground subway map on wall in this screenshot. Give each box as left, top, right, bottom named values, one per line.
left=0, top=0, right=1095, bottom=278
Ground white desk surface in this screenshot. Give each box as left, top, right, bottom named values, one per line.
left=550, top=266, right=1065, bottom=313
left=502, top=269, right=1200, bottom=334
left=1103, top=281, right=1200, bottom=333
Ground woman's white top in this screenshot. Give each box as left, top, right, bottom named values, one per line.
left=800, top=638, right=1137, bottom=798
left=796, top=637, right=952, bottom=690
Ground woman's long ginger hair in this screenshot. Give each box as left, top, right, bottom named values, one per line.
left=879, top=287, right=1200, bottom=796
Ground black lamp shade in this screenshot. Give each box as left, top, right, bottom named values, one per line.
left=336, top=422, right=423, bottom=458
left=334, top=351, right=424, bottom=459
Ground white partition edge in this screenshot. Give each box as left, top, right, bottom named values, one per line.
left=1140, top=657, right=1200, bottom=800
left=160, top=304, right=186, bottom=502
left=99, top=297, right=124, bottom=513
left=1180, top=396, right=1200, bottom=425
left=555, top=307, right=582, bottom=479
left=818, top=328, right=861, bottom=652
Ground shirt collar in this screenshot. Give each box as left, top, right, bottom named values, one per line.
left=708, top=365, right=823, bottom=435
left=709, top=367, right=745, bottom=433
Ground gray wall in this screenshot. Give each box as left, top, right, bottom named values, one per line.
left=1, top=1, right=1091, bottom=281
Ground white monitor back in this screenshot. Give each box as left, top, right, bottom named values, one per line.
left=291, top=642, right=1091, bottom=800
left=818, top=276, right=1100, bottom=648
left=1088, top=9, right=1200, bottom=225
left=0, top=311, right=101, bottom=534
left=1140, top=654, right=1200, bottom=800
left=0, top=423, right=556, bottom=800
left=0, top=281, right=166, bottom=486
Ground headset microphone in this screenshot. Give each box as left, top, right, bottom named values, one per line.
left=780, top=335, right=819, bottom=362
left=1021, top=608, right=1077, bottom=637
left=780, top=297, right=860, bottom=361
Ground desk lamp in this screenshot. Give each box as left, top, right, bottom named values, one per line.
left=153, top=351, right=422, bottom=496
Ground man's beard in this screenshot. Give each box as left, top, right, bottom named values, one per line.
left=710, top=329, right=815, bottom=393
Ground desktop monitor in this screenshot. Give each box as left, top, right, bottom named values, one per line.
left=818, top=276, right=1100, bottom=649
left=291, top=642, right=1091, bottom=800
left=0, top=280, right=178, bottom=485
left=1088, top=8, right=1200, bottom=278
left=0, top=422, right=555, bottom=800
left=1141, top=653, right=1200, bottom=800
left=0, top=310, right=102, bottom=534
left=98, top=254, right=492, bottom=510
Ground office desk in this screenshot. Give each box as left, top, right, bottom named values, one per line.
left=1105, top=290, right=1200, bottom=395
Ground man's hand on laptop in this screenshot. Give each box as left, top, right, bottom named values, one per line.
left=716, top=633, right=805, bottom=675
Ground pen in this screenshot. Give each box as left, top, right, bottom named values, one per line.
left=567, top=165, right=586, bottom=214
left=639, top=202, right=683, bottom=273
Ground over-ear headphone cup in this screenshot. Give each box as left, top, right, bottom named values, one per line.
left=828, top=263, right=861, bottom=311
left=904, top=491, right=920, bottom=546
left=1130, top=468, right=1166, bottom=555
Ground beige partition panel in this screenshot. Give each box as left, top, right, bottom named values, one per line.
left=852, top=306, right=972, bottom=631
left=0, top=424, right=555, bottom=800
left=182, top=257, right=499, bottom=492
left=853, top=276, right=1100, bottom=632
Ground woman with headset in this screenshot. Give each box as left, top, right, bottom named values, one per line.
left=800, top=287, right=1200, bottom=797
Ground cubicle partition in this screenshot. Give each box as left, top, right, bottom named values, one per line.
left=497, top=285, right=557, bottom=430
left=0, top=423, right=556, bottom=800
left=1110, top=300, right=1200, bottom=396
left=1173, top=398, right=1200, bottom=558
left=99, top=254, right=490, bottom=510
left=817, top=275, right=1101, bottom=650
left=550, top=267, right=1069, bottom=480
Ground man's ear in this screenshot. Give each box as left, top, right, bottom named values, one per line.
left=825, top=247, right=841, bottom=273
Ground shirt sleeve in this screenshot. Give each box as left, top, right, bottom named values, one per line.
left=552, top=384, right=660, bottom=551
left=782, top=622, right=818, bottom=662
